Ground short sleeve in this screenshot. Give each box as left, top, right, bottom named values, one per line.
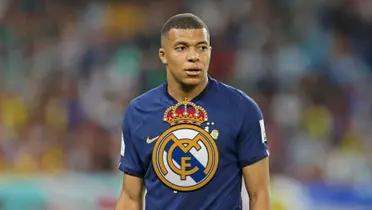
left=237, top=98, right=269, bottom=167
left=118, top=105, right=145, bottom=177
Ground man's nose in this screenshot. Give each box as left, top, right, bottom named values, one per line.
left=187, top=48, right=199, bottom=62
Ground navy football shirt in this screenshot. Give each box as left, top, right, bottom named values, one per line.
left=119, top=77, right=269, bottom=210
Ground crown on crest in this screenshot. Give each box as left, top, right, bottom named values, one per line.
left=163, top=98, right=208, bottom=126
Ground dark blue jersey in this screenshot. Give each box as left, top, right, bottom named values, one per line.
left=119, top=77, right=269, bottom=210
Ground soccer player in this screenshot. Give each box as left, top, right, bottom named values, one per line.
left=115, top=13, right=271, bottom=210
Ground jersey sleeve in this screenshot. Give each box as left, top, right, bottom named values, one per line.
left=237, top=97, right=269, bottom=167
left=118, top=105, right=146, bottom=177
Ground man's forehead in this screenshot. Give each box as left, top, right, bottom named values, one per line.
left=164, top=28, right=210, bottom=44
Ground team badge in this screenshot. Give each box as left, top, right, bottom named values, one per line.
left=152, top=99, right=219, bottom=191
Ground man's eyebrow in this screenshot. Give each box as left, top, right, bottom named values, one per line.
left=174, top=41, right=189, bottom=46
left=173, top=41, right=209, bottom=46
left=196, top=41, right=209, bottom=45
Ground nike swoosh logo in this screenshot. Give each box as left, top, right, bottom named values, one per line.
left=146, top=136, right=159, bottom=144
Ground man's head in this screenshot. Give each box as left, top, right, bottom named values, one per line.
left=159, top=13, right=211, bottom=88
left=160, top=13, right=210, bottom=46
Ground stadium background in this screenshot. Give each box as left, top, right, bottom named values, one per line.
left=0, top=0, right=372, bottom=209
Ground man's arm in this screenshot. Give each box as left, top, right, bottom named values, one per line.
left=115, top=173, right=144, bottom=210
left=242, top=157, right=271, bottom=210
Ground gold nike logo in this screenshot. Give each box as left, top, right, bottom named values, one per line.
left=146, top=136, right=159, bottom=144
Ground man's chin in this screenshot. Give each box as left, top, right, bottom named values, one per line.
left=181, top=77, right=205, bottom=86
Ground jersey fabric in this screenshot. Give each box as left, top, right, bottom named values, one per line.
left=119, top=77, right=269, bottom=210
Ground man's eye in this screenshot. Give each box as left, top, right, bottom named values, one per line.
left=199, top=46, right=208, bottom=51
left=175, top=46, right=186, bottom=51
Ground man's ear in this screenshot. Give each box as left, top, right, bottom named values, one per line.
left=159, top=48, right=167, bottom=65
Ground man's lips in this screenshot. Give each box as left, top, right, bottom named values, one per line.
left=185, top=68, right=202, bottom=76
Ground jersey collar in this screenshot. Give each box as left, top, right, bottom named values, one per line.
left=161, top=76, right=215, bottom=105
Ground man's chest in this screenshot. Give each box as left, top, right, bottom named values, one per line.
left=130, top=105, right=241, bottom=168
left=130, top=99, right=244, bottom=192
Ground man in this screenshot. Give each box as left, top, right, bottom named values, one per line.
left=115, top=13, right=271, bottom=210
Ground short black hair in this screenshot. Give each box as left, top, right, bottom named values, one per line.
left=161, top=13, right=209, bottom=43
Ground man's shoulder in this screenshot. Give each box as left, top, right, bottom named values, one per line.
left=214, top=79, right=257, bottom=106
left=212, top=79, right=262, bottom=120
left=214, top=79, right=262, bottom=121
left=129, top=84, right=164, bottom=107
left=123, top=84, right=165, bottom=119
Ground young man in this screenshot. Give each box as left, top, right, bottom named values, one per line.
left=115, top=13, right=271, bottom=210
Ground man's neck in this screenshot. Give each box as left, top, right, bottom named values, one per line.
left=167, top=78, right=208, bottom=102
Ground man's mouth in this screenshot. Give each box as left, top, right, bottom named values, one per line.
left=185, top=68, right=202, bottom=76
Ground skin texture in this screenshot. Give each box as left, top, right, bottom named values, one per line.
left=115, top=28, right=271, bottom=210
left=243, top=157, right=271, bottom=210
left=115, top=174, right=143, bottom=210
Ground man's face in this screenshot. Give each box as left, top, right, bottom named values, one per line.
left=159, top=28, right=211, bottom=87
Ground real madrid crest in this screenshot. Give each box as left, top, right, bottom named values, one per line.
left=152, top=99, right=219, bottom=192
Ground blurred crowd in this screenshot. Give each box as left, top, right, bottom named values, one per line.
left=0, top=0, right=371, bottom=185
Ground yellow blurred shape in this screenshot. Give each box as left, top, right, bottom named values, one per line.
left=13, top=153, right=39, bottom=173
left=340, top=128, right=363, bottom=153
left=104, top=3, right=145, bottom=38
left=0, top=95, right=28, bottom=134
left=41, top=146, right=64, bottom=173
left=303, top=105, right=332, bottom=139
left=44, top=98, right=67, bottom=133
